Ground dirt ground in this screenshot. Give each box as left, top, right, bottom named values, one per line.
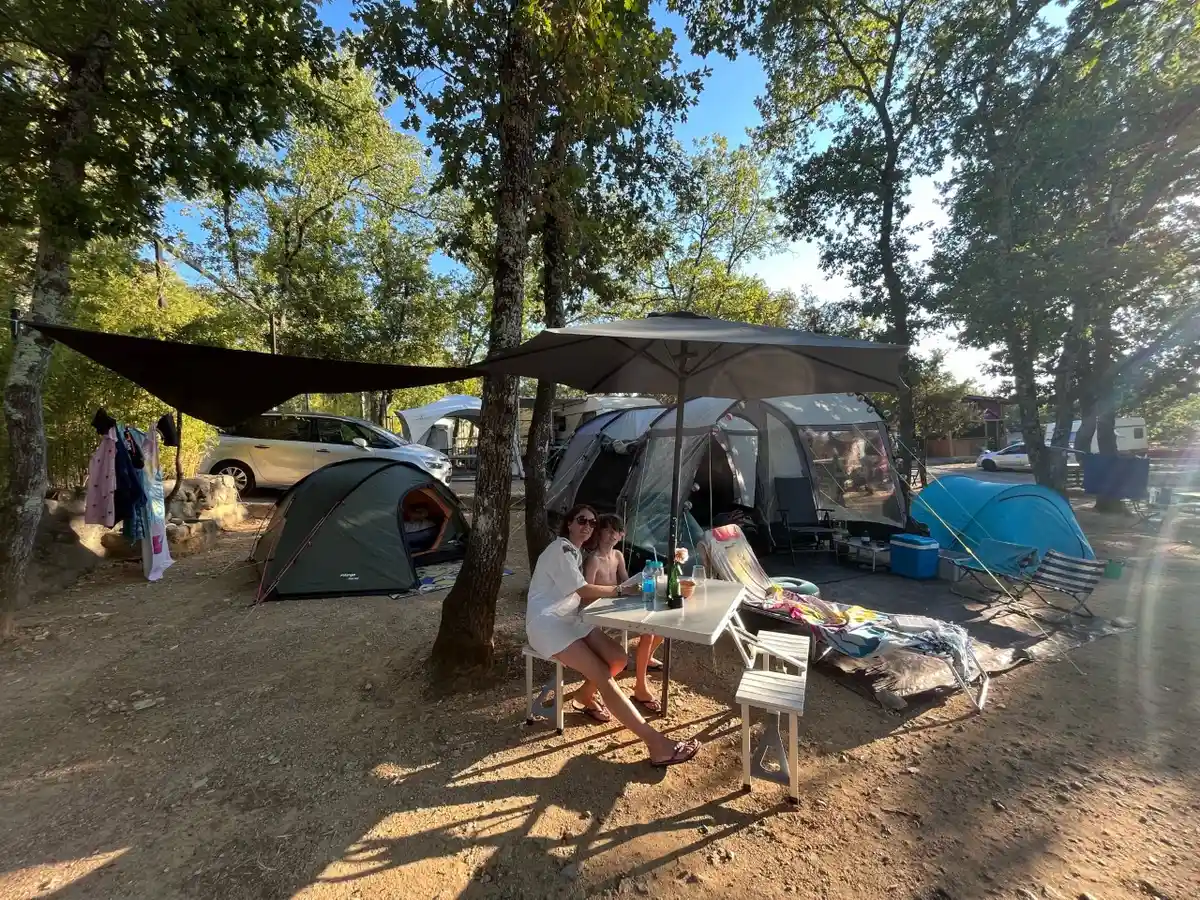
left=2, top=502, right=1198, bottom=900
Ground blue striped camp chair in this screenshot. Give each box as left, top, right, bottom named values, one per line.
left=1023, top=549, right=1106, bottom=618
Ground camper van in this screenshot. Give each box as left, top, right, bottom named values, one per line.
left=1044, top=418, right=1147, bottom=454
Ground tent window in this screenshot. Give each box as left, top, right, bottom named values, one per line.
left=799, top=424, right=901, bottom=525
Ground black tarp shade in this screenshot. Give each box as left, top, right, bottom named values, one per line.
left=29, top=322, right=476, bottom=427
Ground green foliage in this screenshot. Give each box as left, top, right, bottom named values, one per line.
left=1144, top=393, right=1200, bottom=447
left=931, top=0, right=1200, bottom=469
left=583, top=136, right=792, bottom=325
left=0, top=0, right=337, bottom=240
left=0, top=239, right=227, bottom=489
left=908, top=352, right=979, bottom=439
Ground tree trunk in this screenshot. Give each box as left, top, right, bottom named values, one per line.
left=524, top=132, right=569, bottom=566
left=1009, top=330, right=1045, bottom=478
left=1041, top=306, right=1085, bottom=492
left=0, top=233, right=73, bottom=637
left=0, top=35, right=107, bottom=638
left=1092, top=311, right=1125, bottom=513
left=877, top=138, right=917, bottom=484
left=431, top=19, right=537, bottom=675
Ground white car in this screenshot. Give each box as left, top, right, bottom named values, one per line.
left=977, top=442, right=1081, bottom=472
left=202, top=412, right=453, bottom=491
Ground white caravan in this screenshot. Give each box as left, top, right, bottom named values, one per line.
left=1044, top=418, right=1147, bottom=453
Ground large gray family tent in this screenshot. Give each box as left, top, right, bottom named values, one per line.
left=549, top=394, right=907, bottom=555
left=252, top=457, right=469, bottom=600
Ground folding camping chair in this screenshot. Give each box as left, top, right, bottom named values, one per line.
left=773, top=476, right=835, bottom=564
left=949, top=538, right=1039, bottom=601
left=1022, top=549, right=1106, bottom=618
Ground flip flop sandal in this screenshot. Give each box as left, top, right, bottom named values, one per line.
left=647, top=658, right=664, bottom=671
left=633, top=695, right=663, bottom=714
left=572, top=701, right=612, bottom=724
left=650, top=739, right=701, bottom=768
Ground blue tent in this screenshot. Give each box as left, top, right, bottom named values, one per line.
left=912, top=475, right=1094, bottom=560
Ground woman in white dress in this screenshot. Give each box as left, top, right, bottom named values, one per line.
left=526, top=504, right=700, bottom=767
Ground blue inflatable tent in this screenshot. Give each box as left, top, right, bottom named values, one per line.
left=912, top=475, right=1094, bottom=560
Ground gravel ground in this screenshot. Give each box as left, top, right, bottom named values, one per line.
left=1, top=505, right=1197, bottom=900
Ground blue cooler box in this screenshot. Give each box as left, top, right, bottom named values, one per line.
left=889, top=534, right=940, bottom=579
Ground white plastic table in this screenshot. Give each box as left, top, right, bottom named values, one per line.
left=582, top=581, right=746, bottom=714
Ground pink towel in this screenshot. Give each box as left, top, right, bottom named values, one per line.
left=84, top=428, right=118, bottom=527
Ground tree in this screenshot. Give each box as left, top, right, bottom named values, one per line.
left=932, top=0, right=1200, bottom=495
left=593, top=136, right=787, bottom=322
left=0, top=0, right=335, bottom=637
left=675, top=0, right=954, bottom=480
left=522, top=10, right=699, bottom=566
left=359, top=0, right=702, bottom=673
left=359, top=0, right=553, bottom=674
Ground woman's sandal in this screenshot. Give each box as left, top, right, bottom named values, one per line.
left=632, top=695, right=663, bottom=714
left=650, top=738, right=701, bottom=768
left=572, top=700, right=612, bottom=723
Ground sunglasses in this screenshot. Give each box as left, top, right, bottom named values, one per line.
left=574, top=515, right=597, bottom=527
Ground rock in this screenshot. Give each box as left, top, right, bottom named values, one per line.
left=697, top=824, right=709, bottom=835
left=683, top=872, right=703, bottom=885
left=1069, top=780, right=1084, bottom=790
left=267, top=754, right=281, bottom=765
left=560, top=864, right=580, bottom=881
left=906, top=766, right=920, bottom=775
left=1016, top=890, right=1038, bottom=900
left=633, top=881, right=650, bottom=895
left=1056, top=792, right=1072, bottom=803
left=191, top=777, right=209, bottom=791
left=1067, top=761, right=1090, bottom=775
left=992, top=799, right=1007, bottom=812
left=131, top=698, right=159, bottom=711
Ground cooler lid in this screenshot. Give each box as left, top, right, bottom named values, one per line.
left=890, top=534, right=940, bottom=549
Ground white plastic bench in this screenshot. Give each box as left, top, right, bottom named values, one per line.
left=737, top=630, right=809, bottom=803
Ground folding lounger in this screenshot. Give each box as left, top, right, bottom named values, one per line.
left=700, top=525, right=990, bottom=711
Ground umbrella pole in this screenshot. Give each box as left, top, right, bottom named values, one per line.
left=661, top=366, right=689, bottom=715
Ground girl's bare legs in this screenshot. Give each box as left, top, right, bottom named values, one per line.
left=634, top=634, right=664, bottom=702
left=574, top=629, right=627, bottom=710
left=555, top=637, right=680, bottom=761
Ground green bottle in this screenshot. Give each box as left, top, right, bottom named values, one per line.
left=667, top=560, right=682, bottom=608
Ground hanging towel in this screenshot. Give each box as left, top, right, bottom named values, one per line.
left=136, top=427, right=174, bottom=581
left=84, top=429, right=118, bottom=527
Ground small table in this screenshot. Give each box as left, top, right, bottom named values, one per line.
left=583, top=580, right=746, bottom=715
left=832, top=537, right=890, bottom=572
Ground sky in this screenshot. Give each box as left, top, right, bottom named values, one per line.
left=294, top=1, right=999, bottom=386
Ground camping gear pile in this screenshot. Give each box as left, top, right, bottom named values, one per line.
left=700, top=524, right=989, bottom=710
left=252, top=458, right=469, bottom=600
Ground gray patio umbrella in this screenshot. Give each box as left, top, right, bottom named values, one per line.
left=478, top=311, right=906, bottom=710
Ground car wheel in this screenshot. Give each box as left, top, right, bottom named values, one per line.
left=981, top=459, right=998, bottom=472
left=210, top=460, right=254, bottom=493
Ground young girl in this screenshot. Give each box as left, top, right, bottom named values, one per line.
left=584, top=515, right=664, bottom=715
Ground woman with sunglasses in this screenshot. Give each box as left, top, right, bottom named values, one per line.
left=525, top=503, right=700, bottom=767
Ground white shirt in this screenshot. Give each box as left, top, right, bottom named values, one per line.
left=527, top=538, right=588, bottom=623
